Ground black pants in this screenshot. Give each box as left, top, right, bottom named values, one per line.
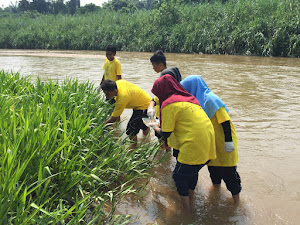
left=126, top=109, right=148, bottom=136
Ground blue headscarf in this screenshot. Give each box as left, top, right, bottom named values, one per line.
left=180, top=75, right=228, bottom=119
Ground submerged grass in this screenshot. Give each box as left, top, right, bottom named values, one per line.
left=0, top=70, right=162, bottom=224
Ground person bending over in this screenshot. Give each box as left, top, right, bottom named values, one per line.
left=181, top=75, right=241, bottom=203
left=150, top=75, right=216, bottom=213
left=101, top=79, right=151, bottom=147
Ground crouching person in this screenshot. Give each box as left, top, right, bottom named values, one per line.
left=101, top=79, right=151, bottom=147
left=150, top=75, right=216, bottom=213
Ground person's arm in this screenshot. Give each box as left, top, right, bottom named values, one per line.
left=116, top=60, right=122, bottom=80
left=152, top=126, right=171, bottom=140
left=221, top=120, right=232, bottom=142
left=150, top=99, right=156, bottom=107
left=147, top=98, right=156, bottom=119
left=100, top=74, right=105, bottom=85
left=221, top=120, right=235, bottom=153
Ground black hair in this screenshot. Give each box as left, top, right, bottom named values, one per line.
left=106, top=45, right=117, bottom=54
left=101, top=79, right=117, bottom=92
left=150, top=50, right=166, bottom=67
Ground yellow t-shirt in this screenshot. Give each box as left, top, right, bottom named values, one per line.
left=112, top=80, right=152, bottom=117
left=208, top=106, right=239, bottom=167
left=161, top=102, right=216, bottom=165
left=153, top=96, right=160, bottom=118
left=102, top=57, right=122, bottom=81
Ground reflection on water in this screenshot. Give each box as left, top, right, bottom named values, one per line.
left=1, top=49, right=300, bottom=225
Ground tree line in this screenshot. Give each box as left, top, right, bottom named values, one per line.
left=1, top=0, right=231, bottom=14
left=0, top=0, right=160, bottom=14
left=0, top=0, right=299, bottom=57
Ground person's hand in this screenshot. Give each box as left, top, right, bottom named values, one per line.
left=149, top=123, right=159, bottom=129
left=224, top=142, right=235, bottom=153
left=147, top=106, right=155, bottom=119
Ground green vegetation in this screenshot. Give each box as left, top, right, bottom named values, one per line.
left=0, top=70, right=162, bottom=224
left=0, top=0, right=299, bottom=57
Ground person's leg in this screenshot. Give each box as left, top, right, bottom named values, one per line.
left=173, top=162, right=192, bottom=213
left=187, top=164, right=205, bottom=205
left=180, top=195, right=192, bottom=214
left=140, top=110, right=152, bottom=143
left=126, top=110, right=140, bottom=148
left=141, top=110, right=151, bottom=136
left=142, top=127, right=150, bottom=136
left=173, top=162, right=205, bottom=213
left=188, top=189, right=195, bottom=203
left=129, top=135, right=138, bottom=149
left=208, top=166, right=222, bottom=189
left=222, top=166, right=241, bottom=203
left=212, top=183, right=221, bottom=189
left=232, top=193, right=240, bottom=203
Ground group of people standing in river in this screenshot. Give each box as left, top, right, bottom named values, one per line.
left=98, top=45, right=241, bottom=214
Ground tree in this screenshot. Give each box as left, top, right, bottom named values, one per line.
left=30, top=0, right=51, bottom=13
left=66, top=0, right=80, bottom=14
left=76, top=3, right=101, bottom=14
left=18, top=0, right=30, bottom=11
left=103, top=0, right=137, bottom=12
left=52, top=0, right=68, bottom=14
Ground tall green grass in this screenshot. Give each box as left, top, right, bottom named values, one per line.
left=0, top=0, right=299, bottom=57
left=0, top=70, right=162, bottom=224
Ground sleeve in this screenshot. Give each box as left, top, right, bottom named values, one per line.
left=215, top=106, right=231, bottom=124
left=116, top=60, right=122, bottom=75
left=221, top=120, right=232, bottom=142
left=161, top=106, right=176, bottom=133
left=153, top=96, right=160, bottom=105
left=111, top=97, right=128, bottom=117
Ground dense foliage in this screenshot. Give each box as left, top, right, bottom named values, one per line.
left=0, top=0, right=299, bottom=57
left=0, top=70, right=162, bottom=224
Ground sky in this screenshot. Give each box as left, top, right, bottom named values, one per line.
left=0, top=0, right=107, bottom=8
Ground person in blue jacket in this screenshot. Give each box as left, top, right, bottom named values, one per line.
left=181, top=75, right=241, bottom=203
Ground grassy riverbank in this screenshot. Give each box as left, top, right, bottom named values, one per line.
left=0, top=70, right=162, bottom=224
left=0, top=0, right=299, bottom=57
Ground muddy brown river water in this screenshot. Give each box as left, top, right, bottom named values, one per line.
left=1, top=49, right=300, bottom=225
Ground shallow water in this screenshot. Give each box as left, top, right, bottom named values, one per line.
left=1, top=49, right=300, bottom=225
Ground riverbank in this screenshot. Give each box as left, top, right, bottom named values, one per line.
left=0, top=0, right=299, bottom=57
left=0, top=70, right=162, bottom=224
left=1, top=49, right=300, bottom=224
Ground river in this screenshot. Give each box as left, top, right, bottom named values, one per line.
left=1, top=49, right=299, bottom=225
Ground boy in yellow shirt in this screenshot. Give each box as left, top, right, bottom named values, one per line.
left=148, top=50, right=182, bottom=154
left=148, top=50, right=182, bottom=120
left=100, top=45, right=122, bottom=85
left=100, top=79, right=151, bottom=146
left=181, top=75, right=241, bottom=203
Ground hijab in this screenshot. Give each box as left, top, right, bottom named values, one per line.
left=160, top=67, right=182, bottom=82
left=151, top=75, right=200, bottom=110
left=180, top=75, right=228, bottom=119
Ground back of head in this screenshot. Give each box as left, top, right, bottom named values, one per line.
left=150, top=50, right=166, bottom=67
left=101, top=79, right=117, bottom=92
left=181, top=75, right=210, bottom=108
left=106, top=45, right=117, bottom=54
